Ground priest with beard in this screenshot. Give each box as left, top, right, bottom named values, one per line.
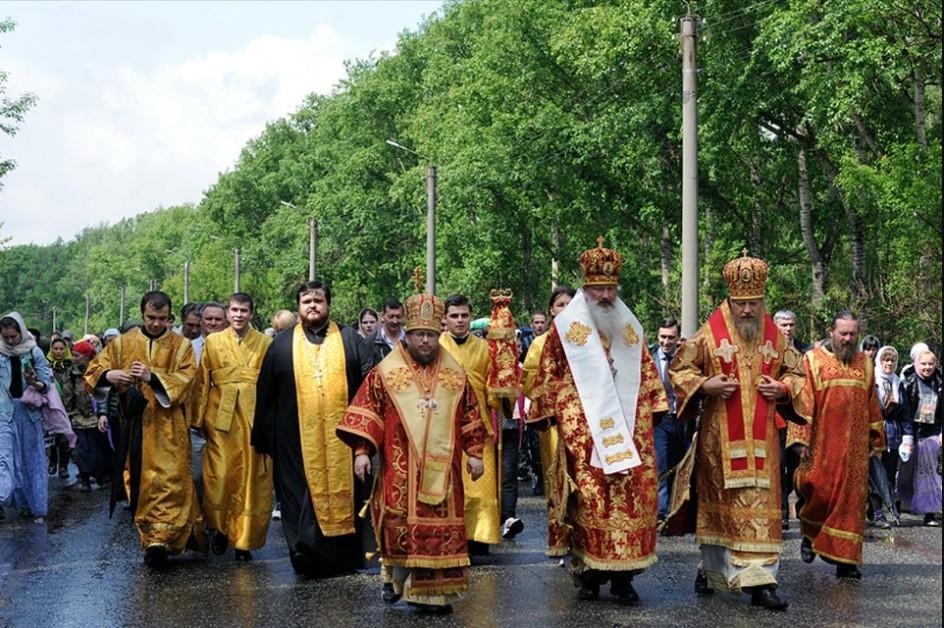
left=251, top=281, right=375, bottom=577
left=669, top=253, right=806, bottom=611
left=337, top=290, right=486, bottom=615
left=789, top=311, right=885, bottom=579
left=529, top=237, right=667, bottom=606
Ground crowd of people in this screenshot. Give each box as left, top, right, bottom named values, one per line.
left=0, top=242, right=940, bottom=615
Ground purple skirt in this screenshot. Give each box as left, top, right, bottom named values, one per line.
left=908, top=437, right=942, bottom=514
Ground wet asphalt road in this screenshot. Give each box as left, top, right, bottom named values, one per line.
left=1, top=472, right=941, bottom=628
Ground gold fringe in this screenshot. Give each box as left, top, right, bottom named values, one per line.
left=383, top=556, right=471, bottom=570
left=695, top=535, right=782, bottom=554
left=412, top=584, right=469, bottom=597
left=571, top=550, right=657, bottom=572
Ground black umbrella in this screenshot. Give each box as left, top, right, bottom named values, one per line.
left=868, top=455, right=900, bottom=526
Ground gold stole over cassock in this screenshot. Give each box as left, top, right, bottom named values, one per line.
left=378, top=346, right=463, bottom=505
left=439, top=333, right=501, bottom=544
left=292, top=322, right=354, bottom=536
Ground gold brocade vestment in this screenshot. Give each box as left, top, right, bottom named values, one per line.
left=84, top=328, right=203, bottom=554
left=337, top=346, right=486, bottom=603
left=192, top=327, right=272, bottom=550
left=522, top=333, right=562, bottom=550
left=669, top=302, right=806, bottom=589
left=529, top=321, right=666, bottom=570
left=439, top=333, right=501, bottom=544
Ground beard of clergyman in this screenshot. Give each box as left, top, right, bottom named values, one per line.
left=587, top=296, right=623, bottom=342
left=733, top=315, right=761, bottom=344
left=835, top=342, right=856, bottom=365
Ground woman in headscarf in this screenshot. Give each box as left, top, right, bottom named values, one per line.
left=870, top=346, right=910, bottom=527
left=899, top=349, right=942, bottom=526
left=63, top=341, right=111, bottom=492
left=0, top=312, right=54, bottom=522
left=45, top=337, right=74, bottom=477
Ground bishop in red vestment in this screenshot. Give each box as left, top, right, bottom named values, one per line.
left=337, top=290, right=485, bottom=615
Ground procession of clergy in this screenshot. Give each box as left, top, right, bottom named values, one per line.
left=84, top=240, right=886, bottom=615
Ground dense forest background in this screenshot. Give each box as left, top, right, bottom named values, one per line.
left=1, top=0, right=941, bottom=351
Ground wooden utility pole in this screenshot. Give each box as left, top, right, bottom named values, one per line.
left=680, top=14, right=700, bottom=338
left=52, top=306, right=57, bottom=333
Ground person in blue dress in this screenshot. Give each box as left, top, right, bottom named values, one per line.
left=1, top=311, right=53, bottom=523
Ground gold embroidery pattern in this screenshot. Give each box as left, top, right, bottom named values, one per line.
left=602, top=434, right=625, bottom=448
left=600, top=417, right=616, bottom=430
left=623, top=325, right=639, bottom=346
left=605, top=450, right=634, bottom=465
left=437, top=368, right=463, bottom=392
left=564, top=321, right=592, bottom=346
left=759, top=340, right=779, bottom=364
left=386, top=367, right=414, bottom=392
left=714, top=338, right=739, bottom=363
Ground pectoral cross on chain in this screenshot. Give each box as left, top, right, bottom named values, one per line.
left=417, top=396, right=439, bottom=415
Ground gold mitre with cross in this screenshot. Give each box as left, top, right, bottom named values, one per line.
left=403, top=267, right=444, bottom=332
left=579, top=236, right=622, bottom=286
left=723, top=249, right=768, bottom=300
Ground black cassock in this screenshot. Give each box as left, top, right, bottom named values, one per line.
left=251, top=322, right=375, bottom=576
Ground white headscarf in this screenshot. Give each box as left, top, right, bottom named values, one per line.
left=0, top=311, right=38, bottom=357
left=875, top=345, right=899, bottom=405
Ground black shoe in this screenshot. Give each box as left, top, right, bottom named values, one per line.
left=577, top=571, right=600, bottom=601
left=800, top=537, right=815, bottom=563
left=610, top=574, right=640, bottom=606
left=836, top=564, right=862, bottom=579
left=144, top=545, right=168, bottom=568
left=924, top=514, right=941, bottom=527
left=501, top=517, right=524, bottom=539
left=750, top=586, right=788, bottom=611
left=58, top=467, right=70, bottom=479
left=407, top=602, right=452, bottom=615
left=468, top=540, right=490, bottom=556
left=234, top=550, right=253, bottom=562
left=381, top=582, right=401, bottom=604
left=211, top=531, right=228, bottom=556
left=694, top=570, right=713, bottom=595
left=79, top=479, right=92, bottom=493
left=781, top=518, right=790, bottom=530
left=289, top=551, right=314, bottom=577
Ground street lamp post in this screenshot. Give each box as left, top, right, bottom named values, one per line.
left=183, top=261, right=191, bottom=304
left=280, top=201, right=318, bottom=281
left=234, top=247, right=241, bottom=292
left=386, top=139, right=436, bottom=295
